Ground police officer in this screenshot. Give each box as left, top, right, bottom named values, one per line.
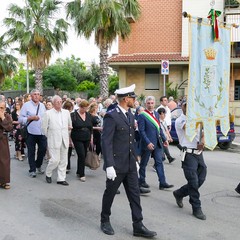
left=174, top=101, right=207, bottom=220
left=100, top=84, right=157, bottom=238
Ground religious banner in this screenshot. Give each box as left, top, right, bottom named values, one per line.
left=186, top=16, right=231, bottom=150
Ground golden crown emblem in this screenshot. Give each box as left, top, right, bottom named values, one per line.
left=204, top=48, right=217, bottom=60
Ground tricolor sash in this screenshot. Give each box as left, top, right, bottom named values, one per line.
left=141, top=110, right=160, bottom=132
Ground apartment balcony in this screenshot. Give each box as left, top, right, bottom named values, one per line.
left=225, top=0, right=240, bottom=14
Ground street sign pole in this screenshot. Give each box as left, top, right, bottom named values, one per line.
left=163, top=74, right=166, bottom=95
left=161, top=60, right=169, bottom=96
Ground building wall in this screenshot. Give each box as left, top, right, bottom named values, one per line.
left=119, top=0, right=182, bottom=54
left=120, top=65, right=187, bottom=105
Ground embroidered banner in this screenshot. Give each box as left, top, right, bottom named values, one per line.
left=186, top=17, right=231, bottom=150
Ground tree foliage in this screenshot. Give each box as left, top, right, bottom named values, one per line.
left=66, top=0, right=141, bottom=97
left=43, top=64, right=77, bottom=91
left=3, top=0, right=69, bottom=93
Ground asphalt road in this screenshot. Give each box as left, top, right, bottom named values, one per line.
left=0, top=141, right=240, bottom=240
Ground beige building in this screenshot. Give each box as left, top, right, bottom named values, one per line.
left=109, top=0, right=240, bottom=124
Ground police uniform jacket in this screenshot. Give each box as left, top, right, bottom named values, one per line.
left=101, top=106, right=137, bottom=173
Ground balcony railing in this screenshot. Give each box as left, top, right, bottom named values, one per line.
left=225, top=0, right=240, bottom=8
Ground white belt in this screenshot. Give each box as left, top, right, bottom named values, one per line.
left=185, top=148, right=202, bottom=155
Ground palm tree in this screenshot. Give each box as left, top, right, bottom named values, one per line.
left=3, top=0, right=69, bottom=94
left=66, top=0, right=141, bottom=98
left=0, top=36, right=18, bottom=85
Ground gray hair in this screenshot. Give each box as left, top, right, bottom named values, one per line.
left=169, top=96, right=174, bottom=101
left=51, top=95, right=62, bottom=103
left=0, top=99, right=6, bottom=106
left=30, top=89, right=40, bottom=95
left=145, top=96, right=155, bottom=103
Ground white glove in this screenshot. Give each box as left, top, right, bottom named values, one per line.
left=136, top=161, right=140, bottom=172
left=106, top=166, right=117, bottom=181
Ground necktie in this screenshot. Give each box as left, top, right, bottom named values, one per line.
left=125, top=112, right=130, bottom=123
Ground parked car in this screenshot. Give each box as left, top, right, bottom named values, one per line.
left=170, top=108, right=236, bottom=150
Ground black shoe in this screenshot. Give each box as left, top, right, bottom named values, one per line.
left=235, top=183, right=240, bottom=194
left=159, top=183, right=174, bottom=190
left=168, top=157, right=175, bottom=163
left=133, top=223, right=157, bottom=238
left=140, top=182, right=150, bottom=188
left=235, top=187, right=240, bottom=194
left=100, top=222, right=114, bottom=235
left=46, top=176, right=52, bottom=184
left=57, top=181, right=69, bottom=186
left=116, top=189, right=120, bottom=194
left=140, top=187, right=151, bottom=194
left=193, top=209, right=206, bottom=220
left=173, top=190, right=183, bottom=208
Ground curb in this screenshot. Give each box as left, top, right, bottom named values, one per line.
left=232, top=142, right=240, bottom=146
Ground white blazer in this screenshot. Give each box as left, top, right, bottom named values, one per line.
left=41, top=108, right=72, bottom=149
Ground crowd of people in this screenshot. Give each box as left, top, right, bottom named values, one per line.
left=1, top=87, right=228, bottom=237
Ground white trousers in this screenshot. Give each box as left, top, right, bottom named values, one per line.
left=46, top=141, right=68, bottom=182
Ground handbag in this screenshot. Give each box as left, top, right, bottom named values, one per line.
left=20, top=125, right=28, bottom=140
left=85, top=145, right=100, bottom=170
left=20, top=104, right=40, bottom=140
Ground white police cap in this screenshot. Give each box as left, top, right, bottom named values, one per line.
left=114, top=84, right=137, bottom=98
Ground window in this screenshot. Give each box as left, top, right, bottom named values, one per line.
left=234, top=80, right=240, bottom=100
left=145, top=68, right=160, bottom=90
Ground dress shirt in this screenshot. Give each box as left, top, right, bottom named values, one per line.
left=19, top=100, right=46, bottom=135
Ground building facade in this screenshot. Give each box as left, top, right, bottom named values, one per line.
left=109, top=0, right=240, bottom=124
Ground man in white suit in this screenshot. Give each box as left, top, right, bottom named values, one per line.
left=42, top=95, right=72, bottom=186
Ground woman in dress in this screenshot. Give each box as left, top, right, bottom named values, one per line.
left=11, top=100, right=25, bottom=161
left=0, top=100, right=13, bottom=189
left=71, top=100, right=93, bottom=182
left=62, top=100, right=74, bottom=173
left=88, top=102, right=102, bottom=157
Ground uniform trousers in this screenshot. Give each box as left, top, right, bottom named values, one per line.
left=101, top=171, right=143, bottom=224
left=139, top=145, right=166, bottom=185
left=46, top=141, right=68, bottom=182
left=26, top=134, right=47, bottom=173
left=175, top=152, right=207, bottom=210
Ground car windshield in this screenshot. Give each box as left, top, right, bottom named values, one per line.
left=171, top=108, right=182, bottom=119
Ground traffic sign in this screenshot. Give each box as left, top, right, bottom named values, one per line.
left=161, top=60, right=169, bottom=75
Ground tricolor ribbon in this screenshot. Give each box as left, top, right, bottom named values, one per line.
left=207, top=9, right=222, bottom=42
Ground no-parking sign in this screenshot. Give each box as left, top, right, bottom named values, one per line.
left=161, top=60, right=169, bottom=75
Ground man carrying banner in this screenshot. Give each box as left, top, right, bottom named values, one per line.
left=173, top=101, right=207, bottom=220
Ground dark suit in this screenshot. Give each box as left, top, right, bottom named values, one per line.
left=138, top=110, right=167, bottom=185
left=101, top=106, right=143, bottom=224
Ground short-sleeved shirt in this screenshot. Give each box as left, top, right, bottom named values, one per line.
left=175, top=113, right=200, bottom=149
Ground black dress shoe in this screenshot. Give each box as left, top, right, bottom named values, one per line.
left=133, top=223, right=157, bottom=238
left=46, top=176, right=52, bottom=184
left=57, top=181, right=69, bottom=186
left=140, top=182, right=150, bottom=188
left=168, top=157, right=175, bottom=163
left=116, top=189, right=120, bottom=194
left=159, top=183, right=174, bottom=190
left=101, top=222, right=114, bottom=235
left=140, top=187, right=151, bottom=194
left=193, top=209, right=206, bottom=220
left=173, top=190, right=183, bottom=208
left=235, top=183, right=240, bottom=194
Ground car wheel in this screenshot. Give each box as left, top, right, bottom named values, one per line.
left=218, top=142, right=231, bottom=150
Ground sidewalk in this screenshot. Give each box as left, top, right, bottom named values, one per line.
left=233, top=125, right=240, bottom=146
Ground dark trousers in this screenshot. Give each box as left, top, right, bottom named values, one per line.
left=139, top=145, right=166, bottom=185
left=67, top=147, right=72, bottom=170
left=175, top=153, right=207, bottom=210
left=26, top=134, right=47, bottom=173
left=163, top=146, right=171, bottom=160
left=73, top=140, right=89, bottom=177
left=101, top=171, right=143, bottom=224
